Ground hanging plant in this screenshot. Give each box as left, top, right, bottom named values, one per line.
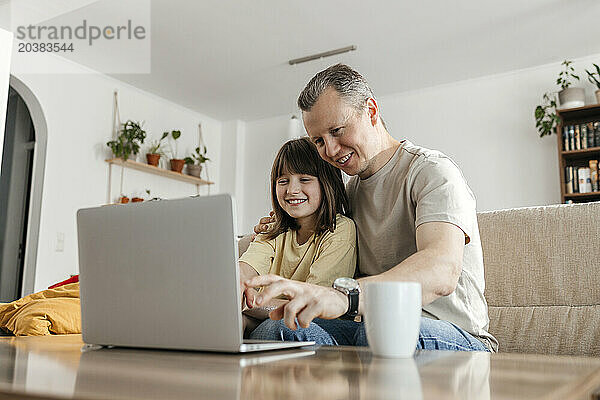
left=534, top=93, right=560, bottom=137
left=106, top=120, right=147, bottom=161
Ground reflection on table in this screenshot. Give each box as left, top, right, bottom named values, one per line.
left=1, top=335, right=599, bottom=400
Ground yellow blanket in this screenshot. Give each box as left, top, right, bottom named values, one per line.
left=0, top=283, right=80, bottom=336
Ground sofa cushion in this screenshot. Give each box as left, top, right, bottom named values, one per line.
left=477, top=202, right=600, bottom=356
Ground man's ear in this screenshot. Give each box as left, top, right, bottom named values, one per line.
left=365, top=97, right=379, bottom=126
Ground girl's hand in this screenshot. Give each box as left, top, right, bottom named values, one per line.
left=244, top=274, right=349, bottom=330
left=239, top=262, right=259, bottom=310
left=253, top=211, right=275, bottom=234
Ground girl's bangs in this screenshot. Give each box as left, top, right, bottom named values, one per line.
left=275, top=144, right=319, bottom=178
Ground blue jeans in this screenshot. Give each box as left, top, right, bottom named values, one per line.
left=249, top=317, right=489, bottom=352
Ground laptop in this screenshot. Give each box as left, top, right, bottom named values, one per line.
left=76, top=194, right=315, bottom=352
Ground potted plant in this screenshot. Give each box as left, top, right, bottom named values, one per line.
left=106, top=120, right=146, bottom=204
left=144, top=189, right=161, bottom=201
left=184, top=146, right=210, bottom=177
left=535, top=60, right=584, bottom=137
left=131, top=191, right=144, bottom=203
left=146, top=131, right=169, bottom=167
left=534, top=93, right=560, bottom=137
left=106, top=120, right=147, bottom=161
left=585, top=63, right=600, bottom=104
left=165, top=130, right=185, bottom=173
left=556, top=60, right=584, bottom=109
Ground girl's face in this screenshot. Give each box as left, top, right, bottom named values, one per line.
left=275, top=172, right=322, bottom=227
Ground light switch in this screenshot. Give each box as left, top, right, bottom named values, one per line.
left=55, top=232, right=65, bottom=252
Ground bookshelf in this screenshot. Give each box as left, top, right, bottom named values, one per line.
left=556, top=104, right=600, bottom=203
left=106, top=158, right=213, bottom=203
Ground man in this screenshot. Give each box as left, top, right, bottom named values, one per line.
left=240, top=64, right=497, bottom=352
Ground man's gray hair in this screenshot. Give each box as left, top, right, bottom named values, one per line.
left=297, top=64, right=375, bottom=112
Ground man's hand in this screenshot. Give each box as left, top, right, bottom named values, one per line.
left=244, top=274, right=349, bottom=330
left=243, top=298, right=289, bottom=321
left=253, top=211, right=275, bottom=234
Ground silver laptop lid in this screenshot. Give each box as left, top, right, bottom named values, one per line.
left=77, top=194, right=244, bottom=352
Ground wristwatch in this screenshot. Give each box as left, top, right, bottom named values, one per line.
left=332, top=277, right=361, bottom=320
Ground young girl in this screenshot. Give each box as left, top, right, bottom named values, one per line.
left=239, top=137, right=356, bottom=333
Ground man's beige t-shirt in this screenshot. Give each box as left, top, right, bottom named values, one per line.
left=239, top=214, right=356, bottom=287
left=346, top=141, right=498, bottom=351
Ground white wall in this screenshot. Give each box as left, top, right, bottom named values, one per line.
left=220, top=120, right=247, bottom=232
left=240, top=115, right=291, bottom=234
left=11, top=55, right=222, bottom=291
left=239, top=54, right=600, bottom=232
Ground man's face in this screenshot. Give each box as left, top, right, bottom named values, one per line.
left=303, top=87, right=377, bottom=177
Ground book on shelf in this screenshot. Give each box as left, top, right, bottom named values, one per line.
left=578, top=167, right=592, bottom=193
left=587, top=122, right=596, bottom=148
left=565, top=166, right=574, bottom=194
left=569, top=125, right=575, bottom=151
left=590, top=160, right=599, bottom=192
left=563, top=122, right=600, bottom=151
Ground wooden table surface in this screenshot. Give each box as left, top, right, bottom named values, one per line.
left=1, top=335, right=600, bottom=400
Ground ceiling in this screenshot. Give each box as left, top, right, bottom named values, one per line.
left=16, top=0, right=600, bottom=121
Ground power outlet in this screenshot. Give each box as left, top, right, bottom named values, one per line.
left=55, top=232, right=65, bottom=252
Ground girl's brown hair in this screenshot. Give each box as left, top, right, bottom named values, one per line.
left=265, top=137, right=350, bottom=240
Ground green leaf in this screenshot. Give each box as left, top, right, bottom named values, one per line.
left=535, top=107, right=544, bottom=120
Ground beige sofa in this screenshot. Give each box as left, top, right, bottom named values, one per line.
left=478, top=202, right=600, bottom=356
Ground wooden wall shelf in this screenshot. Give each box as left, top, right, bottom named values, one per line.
left=106, top=158, right=213, bottom=203
left=561, top=146, right=600, bottom=156
left=564, top=191, right=600, bottom=199
left=106, top=158, right=213, bottom=186
left=557, top=103, right=600, bottom=121
left=556, top=105, right=600, bottom=204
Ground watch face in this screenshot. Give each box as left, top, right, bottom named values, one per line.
left=334, top=277, right=359, bottom=291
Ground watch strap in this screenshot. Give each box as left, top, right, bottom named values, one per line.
left=339, top=289, right=359, bottom=320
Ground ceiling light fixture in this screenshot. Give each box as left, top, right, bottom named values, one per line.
left=288, top=45, right=357, bottom=65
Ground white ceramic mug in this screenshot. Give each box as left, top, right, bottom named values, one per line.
left=364, top=282, right=421, bottom=358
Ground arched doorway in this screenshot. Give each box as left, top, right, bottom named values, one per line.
left=0, top=76, right=47, bottom=301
